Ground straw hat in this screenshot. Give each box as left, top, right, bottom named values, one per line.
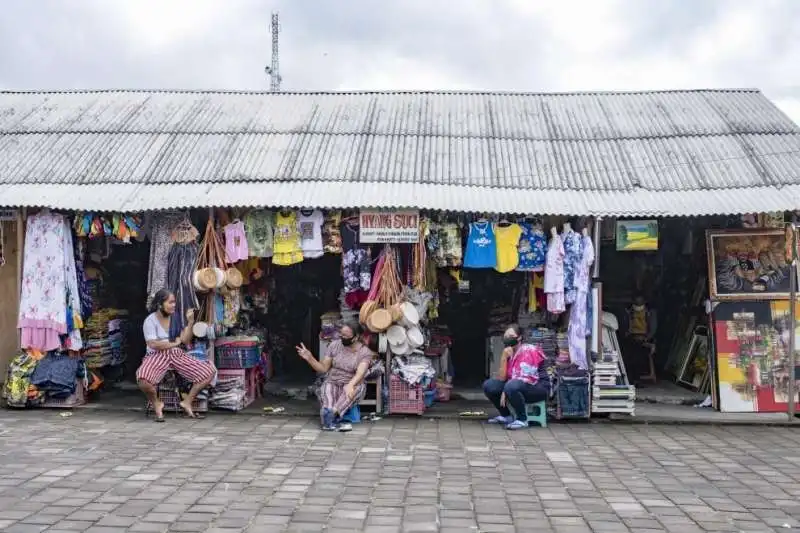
left=386, top=325, right=407, bottom=347
left=212, top=267, right=226, bottom=289
left=399, top=302, right=420, bottom=328
left=225, top=267, right=243, bottom=289
left=406, top=326, right=424, bottom=348
left=389, top=303, right=403, bottom=322
left=366, top=308, right=392, bottom=333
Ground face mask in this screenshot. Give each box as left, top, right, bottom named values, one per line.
left=632, top=304, right=646, bottom=312
left=503, top=337, right=519, bottom=347
left=341, top=337, right=355, bottom=346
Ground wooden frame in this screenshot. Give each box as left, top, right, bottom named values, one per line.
left=677, top=326, right=709, bottom=390
left=706, top=228, right=791, bottom=301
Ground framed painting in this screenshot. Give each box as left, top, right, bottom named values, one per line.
left=706, top=228, right=791, bottom=301
left=616, top=220, right=658, bottom=251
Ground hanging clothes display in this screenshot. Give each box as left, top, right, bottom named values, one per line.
left=517, top=221, right=547, bottom=272
left=146, top=211, right=185, bottom=307
left=166, top=241, right=200, bottom=340
left=428, top=222, right=462, bottom=267
left=322, top=210, right=343, bottom=254
left=223, top=220, right=249, bottom=263
left=341, top=218, right=371, bottom=299
left=494, top=222, right=522, bottom=273
left=297, top=209, right=325, bottom=259
left=562, top=228, right=582, bottom=305
left=18, top=212, right=84, bottom=351
left=243, top=210, right=274, bottom=258
left=567, top=233, right=595, bottom=369
left=544, top=230, right=566, bottom=314
left=463, top=220, right=497, bottom=269
left=273, top=211, right=303, bottom=266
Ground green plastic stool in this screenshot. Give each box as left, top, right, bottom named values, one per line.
left=510, top=401, right=548, bottom=428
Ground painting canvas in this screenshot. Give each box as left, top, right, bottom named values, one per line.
left=706, top=229, right=791, bottom=301
left=713, top=300, right=800, bottom=412
left=616, top=220, right=658, bottom=251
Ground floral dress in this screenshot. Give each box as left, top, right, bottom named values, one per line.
left=516, top=223, right=547, bottom=272
left=562, top=230, right=583, bottom=305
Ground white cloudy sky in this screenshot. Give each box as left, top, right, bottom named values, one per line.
left=1, top=0, right=799, bottom=123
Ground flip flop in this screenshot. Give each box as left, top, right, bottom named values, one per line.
left=154, top=416, right=165, bottom=423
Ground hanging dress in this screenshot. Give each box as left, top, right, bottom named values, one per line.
left=543, top=233, right=566, bottom=314
left=273, top=212, right=303, bottom=266
left=463, top=221, right=497, bottom=269
left=562, top=229, right=582, bottom=305
left=494, top=223, right=522, bottom=273
left=567, top=235, right=595, bottom=369
left=243, top=210, right=274, bottom=258
left=224, top=220, right=249, bottom=263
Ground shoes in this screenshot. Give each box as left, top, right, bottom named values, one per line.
left=505, top=420, right=529, bottom=430
left=488, top=415, right=513, bottom=425
left=337, top=422, right=353, bottom=432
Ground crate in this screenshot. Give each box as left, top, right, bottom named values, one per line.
left=214, top=341, right=262, bottom=369
left=388, top=375, right=425, bottom=415
left=145, top=371, right=208, bottom=414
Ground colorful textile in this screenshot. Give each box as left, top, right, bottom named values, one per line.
left=567, top=236, right=594, bottom=369
left=243, top=210, right=274, bottom=258
left=30, top=352, right=81, bottom=398
left=343, top=249, right=371, bottom=293
left=517, top=223, right=547, bottom=272
left=18, top=212, right=83, bottom=351
left=3, top=351, right=38, bottom=407
left=505, top=344, right=546, bottom=385
left=562, top=230, right=582, bottom=305
left=166, top=242, right=199, bottom=340
left=544, top=232, right=566, bottom=314
left=494, top=223, right=522, bottom=273
left=136, top=347, right=215, bottom=385
left=463, top=221, right=497, bottom=269
left=146, top=212, right=185, bottom=307
left=429, top=222, right=462, bottom=267
left=273, top=212, right=303, bottom=266
left=223, top=220, right=249, bottom=263
left=322, top=211, right=343, bottom=254
left=297, top=209, right=325, bottom=259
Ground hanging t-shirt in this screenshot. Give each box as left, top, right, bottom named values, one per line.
left=494, top=222, right=522, bottom=273
left=516, top=223, right=547, bottom=272
left=273, top=211, right=303, bottom=266
left=243, top=210, right=274, bottom=258
left=223, top=220, right=249, bottom=263
left=297, top=209, right=324, bottom=259
left=463, top=221, right=497, bottom=269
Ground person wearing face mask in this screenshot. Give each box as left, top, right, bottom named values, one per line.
left=296, top=321, right=373, bottom=431
left=482, top=324, right=550, bottom=429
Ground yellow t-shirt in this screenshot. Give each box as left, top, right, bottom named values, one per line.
left=494, top=223, right=522, bottom=273
left=273, top=212, right=302, bottom=255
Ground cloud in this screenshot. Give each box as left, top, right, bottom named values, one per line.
left=0, top=0, right=798, bottom=123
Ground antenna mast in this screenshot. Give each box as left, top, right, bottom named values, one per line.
left=266, top=12, right=282, bottom=92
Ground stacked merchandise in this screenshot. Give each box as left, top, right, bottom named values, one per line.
left=319, top=312, right=341, bottom=343
left=592, top=311, right=636, bottom=415
left=389, top=355, right=436, bottom=415
left=556, top=332, right=570, bottom=363
left=82, top=309, right=129, bottom=369
left=146, top=371, right=208, bottom=414
left=3, top=350, right=87, bottom=408
left=529, top=328, right=557, bottom=360
left=209, top=370, right=250, bottom=411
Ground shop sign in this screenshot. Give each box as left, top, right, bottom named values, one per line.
left=0, top=209, right=18, bottom=221
left=359, top=209, right=420, bottom=243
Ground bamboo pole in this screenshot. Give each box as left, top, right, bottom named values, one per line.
left=15, top=208, right=25, bottom=350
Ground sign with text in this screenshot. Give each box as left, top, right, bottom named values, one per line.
left=359, top=209, right=420, bottom=244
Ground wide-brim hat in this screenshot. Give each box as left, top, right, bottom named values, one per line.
left=196, top=268, right=217, bottom=291
left=366, top=308, right=392, bottom=333
left=225, top=267, right=243, bottom=289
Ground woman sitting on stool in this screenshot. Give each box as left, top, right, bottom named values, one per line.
left=296, top=321, right=373, bottom=432
left=483, top=324, right=549, bottom=430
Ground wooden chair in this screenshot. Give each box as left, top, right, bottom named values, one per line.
left=359, top=374, right=383, bottom=414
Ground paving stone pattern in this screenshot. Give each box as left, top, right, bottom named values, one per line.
left=0, top=412, right=799, bottom=532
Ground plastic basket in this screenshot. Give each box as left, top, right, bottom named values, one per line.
left=436, top=382, right=452, bottom=402
left=388, top=375, right=425, bottom=415
left=215, top=342, right=261, bottom=369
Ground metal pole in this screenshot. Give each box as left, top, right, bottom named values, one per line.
left=592, top=216, right=602, bottom=278
left=789, top=230, right=797, bottom=420
left=590, top=217, right=602, bottom=355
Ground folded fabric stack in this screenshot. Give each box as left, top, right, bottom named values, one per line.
left=209, top=374, right=247, bottom=411
left=319, top=312, right=341, bottom=341
left=556, top=332, right=570, bottom=363
left=391, top=355, right=435, bottom=387
left=82, top=308, right=129, bottom=368
left=529, top=328, right=557, bottom=360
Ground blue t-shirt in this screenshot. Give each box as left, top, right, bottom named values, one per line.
left=463, top=221, right=497, bottom=268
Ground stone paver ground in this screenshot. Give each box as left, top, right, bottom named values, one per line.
left=0, top=411, right=799, bottom=532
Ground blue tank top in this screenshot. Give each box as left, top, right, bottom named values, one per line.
left=464, top=221, right=497, bottom=268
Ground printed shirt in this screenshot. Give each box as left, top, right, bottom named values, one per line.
left=494, top=223, right=522, bottom=273
left=517, top=223, right=547, bottom=272
left=325, top=340, right=374, bottom=385
left=506, top=343, right=546, bottom=386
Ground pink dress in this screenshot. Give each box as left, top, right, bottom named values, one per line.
left=224, top=221, right=249, bottom=263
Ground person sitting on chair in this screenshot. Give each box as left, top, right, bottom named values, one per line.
left=296, top=321, right=373, bottom=432
left=483, top=324, right=549, bottom=430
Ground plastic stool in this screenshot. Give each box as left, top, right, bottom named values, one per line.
left=510, top=401, right=547, bottom=428
left=340, top=404, right=361, bottom=424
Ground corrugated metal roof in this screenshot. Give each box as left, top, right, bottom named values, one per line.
left=2, top=182, right=799, bottom=217
left=1, top=89, right=799, bottom=214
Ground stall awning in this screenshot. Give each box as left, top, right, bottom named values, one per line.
left=1, top=89, right=800, bottom=215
